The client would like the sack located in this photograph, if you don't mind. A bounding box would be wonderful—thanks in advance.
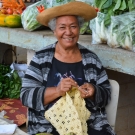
[45,87,90,135]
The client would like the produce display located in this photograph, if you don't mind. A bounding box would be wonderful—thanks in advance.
[0,14,7,26]
[21,0,76,31]
[21,0,93,33]
[0,0,26,28]
[0,64,21,99]
[90,0,135,52]
[0,0,26,15]
[0,0,135,52]
[0,14,22,27]
[94,0,135,27]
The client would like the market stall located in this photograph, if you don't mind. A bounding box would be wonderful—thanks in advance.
[0,27,135,76]
[0,1,135,135]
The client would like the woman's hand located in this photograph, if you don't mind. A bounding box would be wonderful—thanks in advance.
[79,83,95,100]
[56,77,78,96]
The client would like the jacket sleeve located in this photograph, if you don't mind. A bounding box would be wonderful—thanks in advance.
[20,54,46,111]
[85,57,111,109]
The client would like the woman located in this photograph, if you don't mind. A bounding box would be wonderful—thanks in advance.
[20,1,116,135]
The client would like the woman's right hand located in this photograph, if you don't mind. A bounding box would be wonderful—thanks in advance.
[56,77,78,96]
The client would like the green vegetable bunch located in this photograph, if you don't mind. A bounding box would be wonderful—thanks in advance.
[0,66,22,99]
[80,22,92,35]
[94,0,135,26]
[0,64,11,75]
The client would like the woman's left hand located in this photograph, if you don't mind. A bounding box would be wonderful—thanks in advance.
[79,83,95,100]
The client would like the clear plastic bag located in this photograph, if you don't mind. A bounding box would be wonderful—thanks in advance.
[75,0,94,5]
[107,17,120,48]
[90,12,108,44]
[45,0,75,8]
[108,11,135,51]
[21,0,47,31]
[21,0,75,31]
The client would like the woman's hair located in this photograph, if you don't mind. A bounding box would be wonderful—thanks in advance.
[48,16,85,31]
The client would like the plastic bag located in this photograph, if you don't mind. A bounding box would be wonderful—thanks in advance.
[22,0,94,32]
[108,11,135,51]
[90,12,108,44]
[45,0,94,8]
[1,48,28,78]
[75,0,94,5]
[76,0,94,35]
[80,22,89,35]
[45,0,75,8]
[10,62,28,78]
[106,18,120,48]
[21,0,47,31]
[21,0,75,31]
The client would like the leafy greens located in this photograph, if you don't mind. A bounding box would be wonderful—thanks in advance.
[94,0,135,26]
[0,65,21,99]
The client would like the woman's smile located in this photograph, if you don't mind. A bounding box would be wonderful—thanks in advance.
[63,37,74,42]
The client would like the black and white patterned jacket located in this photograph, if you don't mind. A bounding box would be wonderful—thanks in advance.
[20,42,116,135]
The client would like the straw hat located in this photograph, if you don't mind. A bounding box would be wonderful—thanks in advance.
[36,1,97,26]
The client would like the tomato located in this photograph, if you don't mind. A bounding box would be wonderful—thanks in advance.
[95,7,100,12]
[7,8,13,15]
[0,8,7,14]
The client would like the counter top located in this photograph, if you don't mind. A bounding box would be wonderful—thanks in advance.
[0,27,135,76]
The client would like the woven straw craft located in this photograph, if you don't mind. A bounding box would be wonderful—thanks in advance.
[45,87,90,135]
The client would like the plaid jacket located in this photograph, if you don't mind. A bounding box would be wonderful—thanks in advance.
[20,42,116,135]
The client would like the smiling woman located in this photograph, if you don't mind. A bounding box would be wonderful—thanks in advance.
[54,15,80,58]
[20,1,116,135]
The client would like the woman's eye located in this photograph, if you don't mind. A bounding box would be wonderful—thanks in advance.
[60,27,65,29]
[71,26,77,28]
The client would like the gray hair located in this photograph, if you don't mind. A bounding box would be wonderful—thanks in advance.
[48,16,85,31]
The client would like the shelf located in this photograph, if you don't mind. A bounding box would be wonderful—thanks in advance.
[0,27,135,76]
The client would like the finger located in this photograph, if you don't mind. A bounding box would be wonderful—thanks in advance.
[62,81,76,89]
[65,78,78,87]
[81,84,88,89]
[62,77,76,83]
[79,91,85,98]
[81,93,88,99]
[84,94,89,98]
[79,87,88,96]
[69,79,78,86]
[63,84,72,90]
[63,77,74,82]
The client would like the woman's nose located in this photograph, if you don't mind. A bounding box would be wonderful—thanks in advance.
[65,27,72,35]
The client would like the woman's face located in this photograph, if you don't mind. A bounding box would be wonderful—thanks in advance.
[54,15,80,48]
